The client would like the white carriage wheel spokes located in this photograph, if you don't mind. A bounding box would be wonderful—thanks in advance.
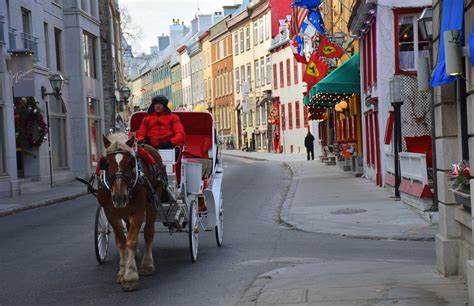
[189,201,199,262]
[97,209,109,258]
[215,197,224,247]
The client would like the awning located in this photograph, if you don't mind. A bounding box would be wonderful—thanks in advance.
[309,53,360,107]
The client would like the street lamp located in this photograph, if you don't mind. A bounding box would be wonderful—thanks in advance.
[390,78,403,200]
[119,86,131,104]
[418,8,433,41]
[40,73,65,189]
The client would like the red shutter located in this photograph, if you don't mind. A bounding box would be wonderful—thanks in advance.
[280,61,285,88]
[295,101,300,129]
[294,59,299,84]
[303,106,308,128]
[363,38,368,93]
[288,102,293,129]
[372,20,377,86]
[273,63,278,90]
[286,59,291,86]
[281,104,286,130]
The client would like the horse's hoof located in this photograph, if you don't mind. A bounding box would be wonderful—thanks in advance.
[139,266,154,276]
[121,280,139,292]
[116,274,124,284]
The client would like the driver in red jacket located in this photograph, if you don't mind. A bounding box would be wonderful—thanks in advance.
[137,95,185,149]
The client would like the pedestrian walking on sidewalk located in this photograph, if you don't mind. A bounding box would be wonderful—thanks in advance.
[304,131,315,160]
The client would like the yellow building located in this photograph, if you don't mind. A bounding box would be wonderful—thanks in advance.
[201,31,213,112]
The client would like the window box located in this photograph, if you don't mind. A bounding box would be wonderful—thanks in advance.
[451,188,471,211]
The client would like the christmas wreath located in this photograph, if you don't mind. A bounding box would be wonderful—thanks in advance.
[14,97,49,147]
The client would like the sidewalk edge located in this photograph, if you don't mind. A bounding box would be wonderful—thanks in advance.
[0,191,89,217]
[222,152,268,162]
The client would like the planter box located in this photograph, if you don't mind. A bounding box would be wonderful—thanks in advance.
[451,188,471,211]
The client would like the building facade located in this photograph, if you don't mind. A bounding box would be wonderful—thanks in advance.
[0,0,106,196]
[210,16,234,143]
[201,31,213,112]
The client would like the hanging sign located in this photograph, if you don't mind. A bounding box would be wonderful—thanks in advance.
[10,53,35,97]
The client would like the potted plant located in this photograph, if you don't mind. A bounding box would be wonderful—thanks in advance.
[450,161,472,211]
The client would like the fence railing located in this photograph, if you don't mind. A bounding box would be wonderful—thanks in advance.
[8,26,16,49]
[21,32,39,60]
[385,151,429,185]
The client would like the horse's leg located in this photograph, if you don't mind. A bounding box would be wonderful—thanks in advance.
[121,210,144,291]
[140,206,157,276]
[105,214,127,283]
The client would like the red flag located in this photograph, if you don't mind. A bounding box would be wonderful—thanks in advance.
[290,36,307,64]
[290,7,309,38]
[317,35,345,59]
[303,51,329,89]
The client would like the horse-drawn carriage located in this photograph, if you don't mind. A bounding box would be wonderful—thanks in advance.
[78,111,224,290]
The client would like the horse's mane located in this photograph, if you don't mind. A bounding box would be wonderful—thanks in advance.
[105,133,134,154]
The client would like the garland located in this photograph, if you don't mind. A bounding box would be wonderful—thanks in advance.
[14,97,48,147]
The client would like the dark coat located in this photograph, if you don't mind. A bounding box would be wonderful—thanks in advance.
[304,133,315,149]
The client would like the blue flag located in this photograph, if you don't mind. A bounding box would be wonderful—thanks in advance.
[470,22,474,67]
[306,9,325,35]
[291,0,321,10]
[431,0,464,87]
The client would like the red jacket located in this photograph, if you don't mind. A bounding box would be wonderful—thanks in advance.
[136,112,185,147]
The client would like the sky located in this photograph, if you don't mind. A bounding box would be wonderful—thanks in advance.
[119,0,242,54]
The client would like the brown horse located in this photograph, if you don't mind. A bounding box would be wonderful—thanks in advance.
[98,133,165,291]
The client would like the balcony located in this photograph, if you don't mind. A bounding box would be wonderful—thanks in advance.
[0,16,5,44]
[21,32,39,61]
[8,27,16,49]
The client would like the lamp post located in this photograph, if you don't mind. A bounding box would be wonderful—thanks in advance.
[41,74,65,188]
[418,8,438,208]
[390,78,403,200]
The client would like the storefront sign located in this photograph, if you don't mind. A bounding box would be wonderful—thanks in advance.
[10,53,35,97]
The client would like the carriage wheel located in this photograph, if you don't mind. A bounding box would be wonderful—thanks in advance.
[188,200,199,263]
[215,197,224,247]
[94,205,110,264]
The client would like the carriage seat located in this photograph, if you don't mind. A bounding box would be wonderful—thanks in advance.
[184,135,213,179]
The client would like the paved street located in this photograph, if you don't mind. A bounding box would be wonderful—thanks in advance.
[0,156,464,305]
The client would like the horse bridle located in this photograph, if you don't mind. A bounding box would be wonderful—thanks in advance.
[99,150,140,194]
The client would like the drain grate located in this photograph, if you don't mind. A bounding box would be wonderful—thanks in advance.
[330,208,367,215]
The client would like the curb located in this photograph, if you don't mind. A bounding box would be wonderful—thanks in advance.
[278,162,435,242]
[0,190,89,217]
[222,152,269,162]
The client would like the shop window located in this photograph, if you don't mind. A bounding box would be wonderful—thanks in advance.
[50,95,68,169]
[88,97,101,165]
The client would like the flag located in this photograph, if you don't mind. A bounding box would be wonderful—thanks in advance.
[291,0,321,10]
[301,21,317,39]
[291,35,307,64]
[431,0,464,86]
[306,9,326,35]
[317,35,344,58]
[303,51,329,89]
[290,6,309,38]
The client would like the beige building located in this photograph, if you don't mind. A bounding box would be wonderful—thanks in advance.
[201,31,213,112]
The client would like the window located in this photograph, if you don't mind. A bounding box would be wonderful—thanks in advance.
[243,109,247,127]
[208,78,212,98]
[396,13,428,72]
[266,55,271,85]
[44,23,50,68]
[294,59,299,84]
[240,29,244,53]
[50,95,68,169]
[265,14,270,40]
[54,28,62,72]
[21,8,31,34]
[241,65,245,91]
[288,102,293,129]
[303,106,309,128]
[255,60,260,87]
[256,106,261,125]
[225,69,229,95]
[83,32,97,78]
[273,64,278,89]
[262,102,267,125]
[81,0,87,12]
[281,104,286,130]
[295,101,301,129]
[260,57,265,86]
[254,21,258,45]
[89,0,97,17]
[0,96,5,175]
[259,18,264,43]
[234,32,239,55]
[88,98,101,164]
[279,61,284,88]
[247,63,252,88]
[248,109,253,126]
[246,26,250,50]
[286,59,291,86]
